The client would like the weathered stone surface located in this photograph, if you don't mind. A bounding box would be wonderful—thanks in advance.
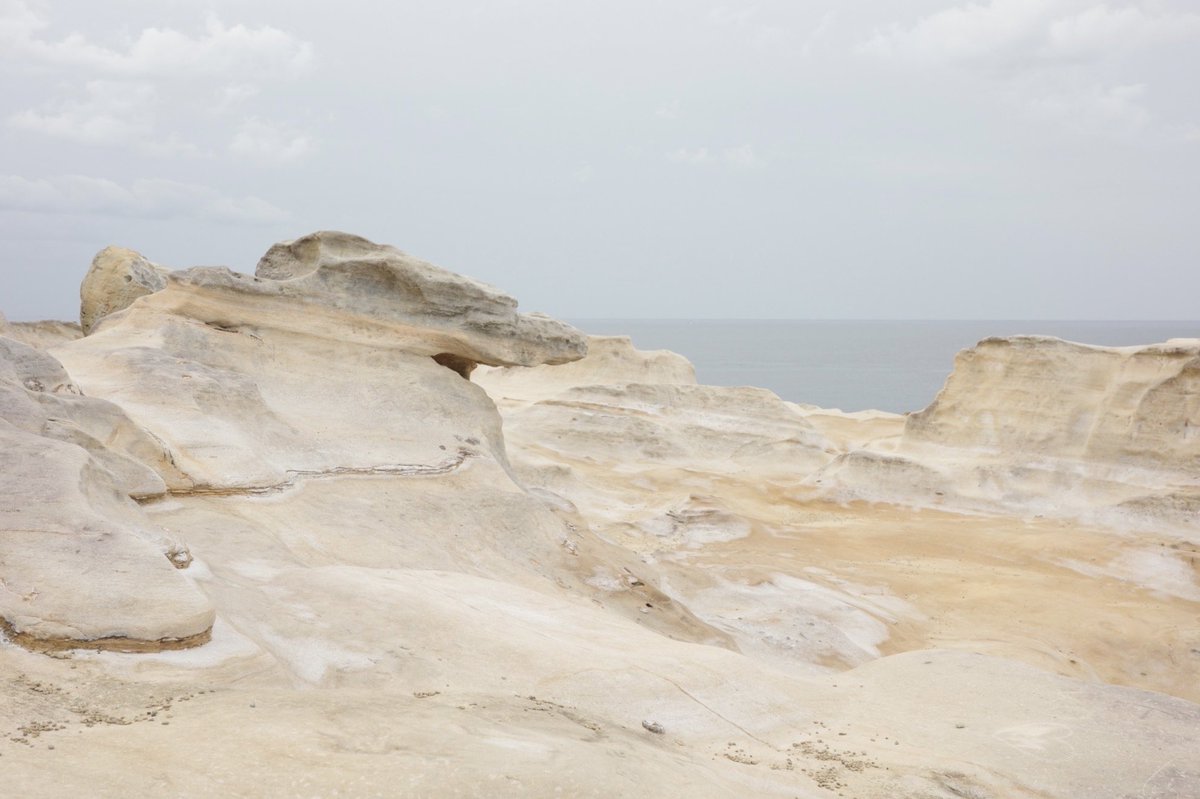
[907,335,1200,471]
[0,335,213,649]
[248,230,587,367]
[807,336,1200,532]
[79,246,170,335]
[476,335,696,402]
[3,242,1198,798]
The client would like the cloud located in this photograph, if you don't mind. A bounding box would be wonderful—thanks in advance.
[8,79,205,156]
[0,3,312,78]
[801,8,839,57]
[570,163,595,183]
[1,3,312,159]
[229,118,315,164]
[857,1,1200,66]
[723,143,765,169]
[666,147,710,164]
[667,145,765,168]
[0,174,288,224]
[706,4,789,49]
[217,83,261,109]
[655,99,680,120]
[1045,5,1200,59]
[856,2,1200,141]
[1022,82,1151,137]
[8,80,155,146]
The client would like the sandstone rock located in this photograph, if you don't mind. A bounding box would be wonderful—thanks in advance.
[808,336,1200,532]
[5,319,83,349]
[3,240,1197,799]
[476,335,696,402]
[0,335,213,649]
[248,230,587,368]
[907,336,1200,471]
[79,245,169,334]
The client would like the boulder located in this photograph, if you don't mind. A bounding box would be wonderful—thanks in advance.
[80,246,169,334]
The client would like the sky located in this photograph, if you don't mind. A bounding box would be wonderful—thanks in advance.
[1,0,1198,322]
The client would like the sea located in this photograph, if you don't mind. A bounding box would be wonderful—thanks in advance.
[571,320,1200,414]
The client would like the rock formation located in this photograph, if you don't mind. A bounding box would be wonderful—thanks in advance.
[808,335,1200,532]
[79,246,170,335]
[0,336,212,649]
[0,235,1196,798]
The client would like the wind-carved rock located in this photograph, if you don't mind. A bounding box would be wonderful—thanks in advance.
[53,232,588,492]
[0,335,214,651]
[906,336,1200,471]
[150,230,586,369]
[79,246,170,335]
[810,335,1200,531]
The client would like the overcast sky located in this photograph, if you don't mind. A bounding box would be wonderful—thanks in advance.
[1,0,1198,321]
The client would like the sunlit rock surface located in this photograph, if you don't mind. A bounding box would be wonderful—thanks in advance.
[0,236,1196,798]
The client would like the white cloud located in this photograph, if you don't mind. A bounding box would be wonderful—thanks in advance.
[570,163,595,183]
[217,83,261,109]
[229,118,315,164]
[857,0,1056,64]
[0,174,288,224]
[723,143,765,169]
[1045,5,1200,59]
[655,99,680,120]
[1,3,312,159]
[0,4,312,78]
[856,2,1200,141]
[8,80,154,146]
[857,1,1200,65]
[706,4,789,49]
[1023,82,1151,137]
[8,79,204,156]
[801,8,839,57]
[667,147,710,164]
[667,145,765,168]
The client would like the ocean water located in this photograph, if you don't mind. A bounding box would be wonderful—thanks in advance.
[571,320,1200,414]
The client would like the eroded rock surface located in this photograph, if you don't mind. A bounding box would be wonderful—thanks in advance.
[79,246,170,335]
[0,336,213,649]
[809,336,1200,532]
[1,239,1196,798]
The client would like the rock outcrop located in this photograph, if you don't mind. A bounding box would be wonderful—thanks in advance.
[79,246,170,334]
[0,335,213,649]
[248,230,587,367]
[52,232,589,491]
[809,336,1200,532]
[907,336,1200,471]
[476,335,696,401]
[1,239,1197,799]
